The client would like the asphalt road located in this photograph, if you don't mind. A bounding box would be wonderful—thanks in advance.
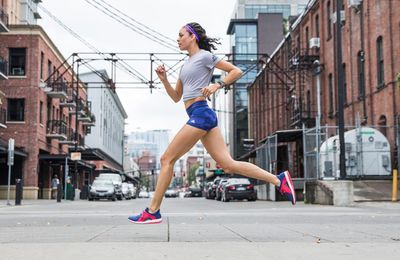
[0,198,399,260]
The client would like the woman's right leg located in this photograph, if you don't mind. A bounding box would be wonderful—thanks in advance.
[148,124,206,213]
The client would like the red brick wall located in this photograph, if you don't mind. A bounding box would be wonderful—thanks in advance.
[248,0,399,162]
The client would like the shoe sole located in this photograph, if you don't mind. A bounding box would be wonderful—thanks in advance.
[128,218,162,224]
[284,171,296,205]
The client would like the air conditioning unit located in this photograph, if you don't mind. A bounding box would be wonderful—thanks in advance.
[309,37,320,48]
[348,0,362,8]
[332,10,346,23]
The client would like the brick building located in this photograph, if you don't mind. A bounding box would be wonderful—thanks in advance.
[248,0,399,183]
[0,24,95,199]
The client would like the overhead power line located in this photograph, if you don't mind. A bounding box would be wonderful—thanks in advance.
[84,0,181,53]
[97,0,177,45]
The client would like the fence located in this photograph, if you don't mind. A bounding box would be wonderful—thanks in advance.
[303,124,394,181]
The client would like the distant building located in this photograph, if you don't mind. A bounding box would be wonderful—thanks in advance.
[79,70,128,172]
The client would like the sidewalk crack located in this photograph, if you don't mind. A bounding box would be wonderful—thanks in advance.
[221,224,252,242]
[86,225,117,242]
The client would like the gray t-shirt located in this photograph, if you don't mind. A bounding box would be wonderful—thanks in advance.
[179,49,221,102]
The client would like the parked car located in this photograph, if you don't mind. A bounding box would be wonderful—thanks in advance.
[208,178,224,200]
[165,188,179,198]
[204,182,214,199]
[221,178,257,202]
[215,178,228,201]
[127,183,137,199]
[96,173,123,200]
[138,190,150,198]
[88,179,116,201]
[189,186,202,197]
[121,182,132,200]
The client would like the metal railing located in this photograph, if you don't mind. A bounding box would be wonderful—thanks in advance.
[46,120,67,135]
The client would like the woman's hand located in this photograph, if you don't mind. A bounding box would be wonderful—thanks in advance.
[155,64,168,82]
[201,83,220,99]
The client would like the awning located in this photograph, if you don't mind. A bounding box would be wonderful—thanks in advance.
[259,129,303,143]
[38,154,96,170]
[0,141,28,158]
[239,129,303,160]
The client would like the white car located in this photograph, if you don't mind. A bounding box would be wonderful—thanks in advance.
[127,183,137,199]
[138,190,150,198]
[121,182,132,200]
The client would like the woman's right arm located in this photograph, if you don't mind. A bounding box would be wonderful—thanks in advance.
[162,78,183,103]
[156,64,182,103]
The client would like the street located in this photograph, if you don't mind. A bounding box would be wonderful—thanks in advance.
[0,198,399,260]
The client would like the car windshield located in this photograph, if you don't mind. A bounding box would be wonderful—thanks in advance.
[92,180,113,187]
[227,178,250,185]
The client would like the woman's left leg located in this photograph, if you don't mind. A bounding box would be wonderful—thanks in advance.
[201,127,280,186]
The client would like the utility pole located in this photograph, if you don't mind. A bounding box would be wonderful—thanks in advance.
[335,0,346,179]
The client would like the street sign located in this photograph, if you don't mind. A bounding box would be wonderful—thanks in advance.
[7,138,14,166]
[71,152,81,161]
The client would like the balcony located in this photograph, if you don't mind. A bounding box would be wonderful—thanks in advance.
[0,57,8,80]
[59,128,75,145]
[0,107,6,128]
[68,134,85,150]
[289,49,319,70]
[0,6,9,32]
[46,120,67,140]
[69,98,88,117]
[60,88,76,108]
[45,80,68,99]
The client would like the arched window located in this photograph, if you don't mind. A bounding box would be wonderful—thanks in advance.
[378,115,387,137]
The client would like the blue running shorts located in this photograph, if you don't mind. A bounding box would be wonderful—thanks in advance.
[186,100,218,131]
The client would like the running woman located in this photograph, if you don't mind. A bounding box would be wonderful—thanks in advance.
[128,22,296,224]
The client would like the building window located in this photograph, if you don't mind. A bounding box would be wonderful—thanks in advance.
[315,14,320,38]
[48,60,52,81]
[343,63,347,105]
[39,101,43,124]
[306,90,311,118]
[357,51,365,99]
[328,73,334,117]
[40,52,44,80]
[376,36,384,88]
[305,26,309,50]
[9,48,26,76]
[7,98,25,121]
[327,2,332,39]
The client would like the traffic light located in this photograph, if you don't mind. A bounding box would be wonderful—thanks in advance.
[215,168,224,175]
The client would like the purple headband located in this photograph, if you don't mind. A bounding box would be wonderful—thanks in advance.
[185,24,200,42]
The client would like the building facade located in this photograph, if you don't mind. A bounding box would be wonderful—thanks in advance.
[0,24,95,199]
[80,70,128,172]
[247,0,400,197]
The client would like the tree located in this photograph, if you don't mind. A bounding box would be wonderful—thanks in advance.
[188,164,199,186]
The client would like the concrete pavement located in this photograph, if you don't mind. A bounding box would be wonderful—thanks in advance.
[0,198,399,259]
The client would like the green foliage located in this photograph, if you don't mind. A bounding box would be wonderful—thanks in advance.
[188,164,199,186]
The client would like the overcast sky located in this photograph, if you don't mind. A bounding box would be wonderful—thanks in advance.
[38,0,236,136]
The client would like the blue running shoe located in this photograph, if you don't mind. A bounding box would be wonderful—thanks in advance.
[277,171,296,205]
[128,208,162,224]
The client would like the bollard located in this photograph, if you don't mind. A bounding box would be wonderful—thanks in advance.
[57,183,62,202]
[392,169,398,202]
[15,179,23,205]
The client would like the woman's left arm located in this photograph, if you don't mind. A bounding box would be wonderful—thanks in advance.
[201,60,243,98]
